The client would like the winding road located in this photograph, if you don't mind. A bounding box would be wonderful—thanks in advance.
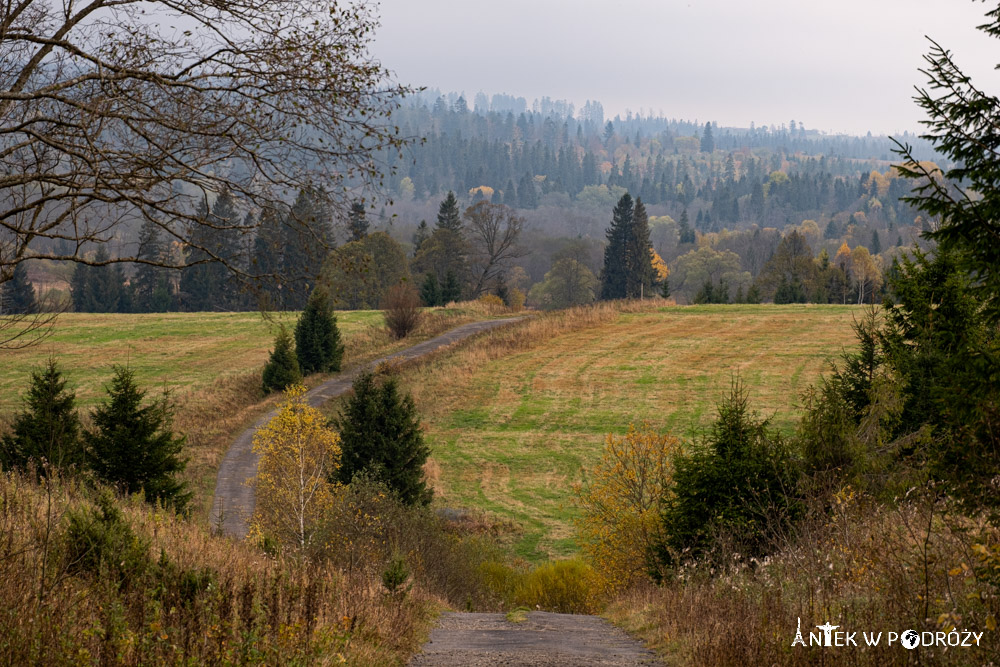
[210,316,524,538]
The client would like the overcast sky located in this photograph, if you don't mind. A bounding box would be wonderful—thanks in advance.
[371,0,999,136]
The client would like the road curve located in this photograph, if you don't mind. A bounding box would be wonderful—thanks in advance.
[408,612,659,666]
[211,317,525,538]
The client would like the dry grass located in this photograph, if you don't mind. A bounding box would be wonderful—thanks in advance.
[0,470,436,666]
[605,493,1000,665]
[395,303,861,560]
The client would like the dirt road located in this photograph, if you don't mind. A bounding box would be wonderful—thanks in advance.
[210,317,524,538]
[408,612,659,666]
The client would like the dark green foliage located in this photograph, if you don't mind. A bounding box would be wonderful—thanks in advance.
[412,220,430,252]
[71,248,128,313]
[677,209,696,244]
[249,207,284,309]
[348,201,369,241]
[131,219,173,313]
[179,192,244,312]
[517,172,538,209]
[262,325,302,393]
[2,262,36,314]
[745,284,762,304]
[870,229,881,255]
[694,279,730,305]
[625,198,655,298]
[335,371,432,506]
[86,366,189,511]
[381,553,410,595]
[661,278,671,299]
[281,188,332,310]
[441,269,461,303]
[324,232,410,309]
[64,491,152,587]
[700,122,715,153]
[773,277,807,304]
[294,287,344,375]
[600,193,633,300]
[420,272,441,307]
[436,191,462,231]
[0,359,83,475]
[652,380,800,572]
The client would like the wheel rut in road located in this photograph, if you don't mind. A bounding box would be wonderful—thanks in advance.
[211,317,525,538]
[408,611,659,666]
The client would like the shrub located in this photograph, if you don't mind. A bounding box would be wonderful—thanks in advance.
[574,423,680,591]
[651,378,801,573]
[262,324,302,393]
[295,286,344,374]
[64,491,151,587]
[513,559,602,614]
[383,282,423,340]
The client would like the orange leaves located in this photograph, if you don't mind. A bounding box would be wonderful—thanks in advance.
[574,423,681,592]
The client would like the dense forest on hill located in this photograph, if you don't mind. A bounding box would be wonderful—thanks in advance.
[7,90,945,312]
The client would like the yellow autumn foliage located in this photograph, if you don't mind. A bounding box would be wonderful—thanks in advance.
[574,423,681,592]
[248,385,341,555]
[650,248,669,282]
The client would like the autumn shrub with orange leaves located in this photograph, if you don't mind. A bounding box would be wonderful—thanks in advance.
[573,423,681,593]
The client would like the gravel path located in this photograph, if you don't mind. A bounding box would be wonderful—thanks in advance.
[210,317,524,538]
[408,612,660,666]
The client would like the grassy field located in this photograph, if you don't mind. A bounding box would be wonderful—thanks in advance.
[0,306,492,519]
[0,310,384,411]
[401,304,864,561]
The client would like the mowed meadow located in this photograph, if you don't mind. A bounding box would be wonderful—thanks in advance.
[0,307,485,517]
[404,303,863,560]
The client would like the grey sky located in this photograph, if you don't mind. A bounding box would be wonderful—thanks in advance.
[372,0,998,136]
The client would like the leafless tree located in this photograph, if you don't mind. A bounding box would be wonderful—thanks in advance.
[463,201,527,297]
[0,0,412,345]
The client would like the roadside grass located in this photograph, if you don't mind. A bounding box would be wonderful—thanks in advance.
[0,306,493,520]
[397,303,862,561]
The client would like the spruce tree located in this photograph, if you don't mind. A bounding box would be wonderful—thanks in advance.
[0,359,83,475]
[131,219,171,313]
[262,325,302,393]
[700,121,715,153]
[3,262,36,314]
[348,201,369,241]
[441,269,461,303]
[294,287,344,375]
[335,371,432,506]
[436,191,462,231]
[86,366,189,510]
[249,207,284,309]
[678,209,696,244]
[71,248,127,312]
[600,193,633,300]
[282,188,332,310]
[420,272,441,306]
[625,197,655,298]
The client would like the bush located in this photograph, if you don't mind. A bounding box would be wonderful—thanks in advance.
[513,559,603,614]
[262,324,302,394]
[651,378,801,573]
[383,282,422,340]
[64,491,151,587]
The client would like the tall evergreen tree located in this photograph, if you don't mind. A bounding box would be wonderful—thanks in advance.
[625,197,655,298]
[347,201,369,241]
[436,191,462,231]
[249,207,284,309]
[282,188,332,310]
[600,193,634,300]
[294,287,344,375]
[131,219,172,313]
[86,366,189,510]
[0,359,83,475]
[441,269,461,303]
[412,220,430,253]
[2,262,36,314]
[518,172,539,209]
[678,209,696,244]
[180,192,245,312]
[420,272,441,306]
[71,248,128,313]
[334,371,432,506]
[700,122,715,153]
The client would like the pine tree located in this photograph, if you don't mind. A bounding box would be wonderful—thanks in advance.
[661,277,671,299]
[436,191,462,231]
[262,325,302,393]
[518,172,539,209]
[348,201,369,241]
[294,287,344,375]
[412,220,430,253]
[86,366,189,510]
[700,122,715,153]
[420,272,441,306]
[334,371,432,506]
[0,359,83,475]
[249,207,284,309]
[600,193,633,300]
[870,229,881,255]
[282,188,331,310]
[71,248,127,312]
[3,262,36,314]
[678,209,696,244]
